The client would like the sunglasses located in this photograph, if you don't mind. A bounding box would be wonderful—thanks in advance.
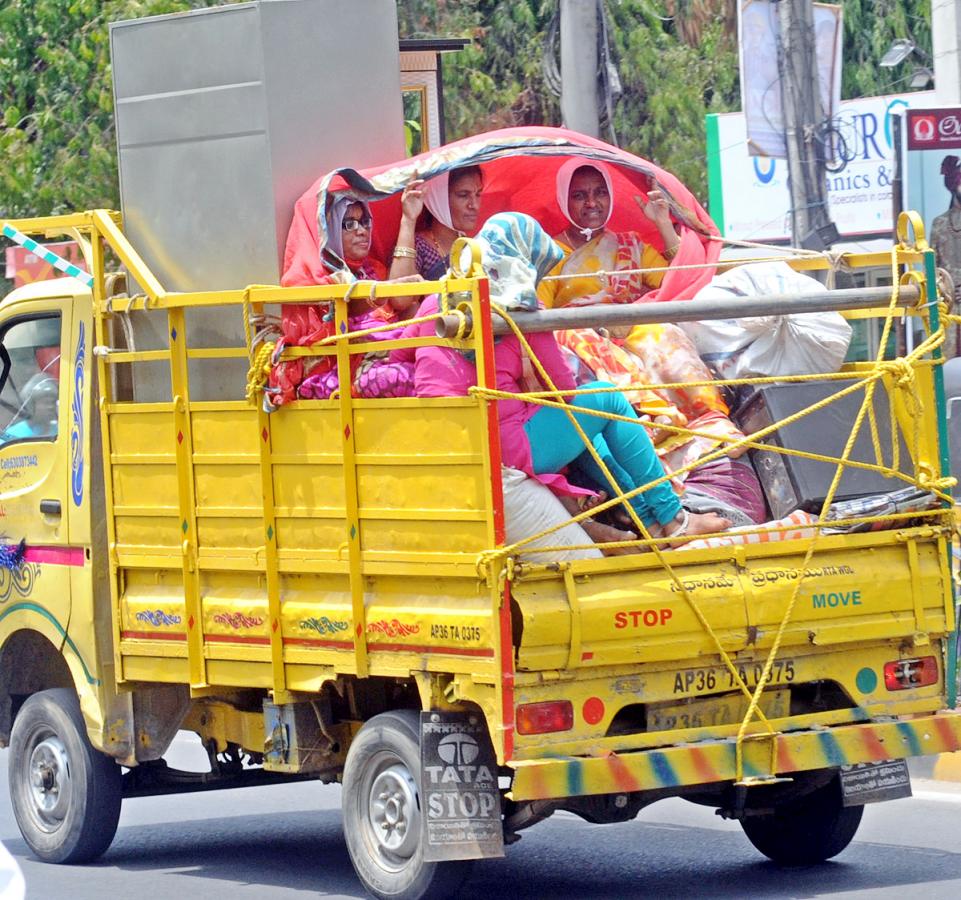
[342,215,372,233]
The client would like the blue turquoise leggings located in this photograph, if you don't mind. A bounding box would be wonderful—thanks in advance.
[523,381,681,528]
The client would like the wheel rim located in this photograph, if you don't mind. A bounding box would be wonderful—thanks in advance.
[21,730,72,833]
[361,758,421,870]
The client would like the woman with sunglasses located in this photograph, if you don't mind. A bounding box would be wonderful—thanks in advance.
[268,198,416,406]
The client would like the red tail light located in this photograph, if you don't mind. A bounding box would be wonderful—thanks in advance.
[883,656,938,691]
[516,700,574,735]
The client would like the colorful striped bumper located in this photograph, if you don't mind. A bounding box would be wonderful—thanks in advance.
[509,712,961,801]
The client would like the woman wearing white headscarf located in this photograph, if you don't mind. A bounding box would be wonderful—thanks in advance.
[537,159,680,309]
[388,166,484,284]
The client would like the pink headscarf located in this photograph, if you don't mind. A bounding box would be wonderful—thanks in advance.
[555,158,614,239]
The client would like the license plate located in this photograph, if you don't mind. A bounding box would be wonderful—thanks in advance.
[648,689,790,732]
[672,659,796,695]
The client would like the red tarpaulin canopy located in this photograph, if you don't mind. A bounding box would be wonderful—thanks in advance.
[282,126,720,302]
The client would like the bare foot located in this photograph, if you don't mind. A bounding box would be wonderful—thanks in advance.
[581,519,641,556]
[685,512,731,536]
[648,510,731,549]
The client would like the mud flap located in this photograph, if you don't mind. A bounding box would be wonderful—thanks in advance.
[840,759,912,806]
[420,710,505,861]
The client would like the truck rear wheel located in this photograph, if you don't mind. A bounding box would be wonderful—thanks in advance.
[342,710,473,900]
[8,688,122,863]
[740,774,863,865]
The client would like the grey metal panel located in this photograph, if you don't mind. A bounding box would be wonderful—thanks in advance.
[110,3,263,99]
[115,82,267,149]
[111,0,405,295]
[117,134,278,291]
[259,0,406,266]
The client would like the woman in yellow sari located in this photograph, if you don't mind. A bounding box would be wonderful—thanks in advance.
[537,159,679,309]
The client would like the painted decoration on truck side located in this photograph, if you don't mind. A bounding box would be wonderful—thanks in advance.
[0,541,37,603]
[135,609,182,628]
[0,539,98,685]
[70,321,85,507]
[299,616,350,637]
[367,618,420,638]
[212,612,264,630]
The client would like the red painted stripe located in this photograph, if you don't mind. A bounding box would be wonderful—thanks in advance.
[607,753,642,792]
[933,712,961,750]
[859,725,891,761]
[776,738,797,773]
[284,636,494,657]
[688,746,719,784]
[120,629,496,657]
[121,630,185,642]
[368,641,495,658]
[206,634,270,646]
[23,545,85,567]
[283,637,355,650]
[476,276,515,760]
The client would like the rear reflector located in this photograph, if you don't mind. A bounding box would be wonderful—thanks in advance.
[883,656,938,691]
[516,700,574,735]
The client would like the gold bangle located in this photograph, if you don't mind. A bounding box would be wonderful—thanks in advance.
[392,246,416,259]
[663,243,679,261]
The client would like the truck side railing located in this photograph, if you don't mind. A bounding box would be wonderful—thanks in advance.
[1,210,957,775]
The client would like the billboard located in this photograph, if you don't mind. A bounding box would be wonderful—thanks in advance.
[4,242,85,288]
[738,0,843,158]
[903,106,961,303]
[707,92,935,242]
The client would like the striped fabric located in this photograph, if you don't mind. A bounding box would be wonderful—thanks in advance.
[477,212,565,311]
[1,224,93,287]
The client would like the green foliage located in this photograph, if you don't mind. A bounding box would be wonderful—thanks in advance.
[840,0,931,99]
[0,0,939,223]
[0,1,231,219]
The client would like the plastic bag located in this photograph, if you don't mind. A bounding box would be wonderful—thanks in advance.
[683,262,852,379]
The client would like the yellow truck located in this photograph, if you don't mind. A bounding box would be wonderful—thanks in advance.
[0,206,959,900]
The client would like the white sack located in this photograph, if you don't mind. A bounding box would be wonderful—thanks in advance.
[683,262,852,379]
[502,467,602,562]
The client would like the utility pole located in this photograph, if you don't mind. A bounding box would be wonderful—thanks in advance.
[933,0,961,103]
[560,0,600,137]
[776,0,834,248]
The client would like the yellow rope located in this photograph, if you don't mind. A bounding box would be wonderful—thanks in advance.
[245,340,275,406]
[488,303,781,723]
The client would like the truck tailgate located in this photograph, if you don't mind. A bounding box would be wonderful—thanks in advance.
[513,530,952,672]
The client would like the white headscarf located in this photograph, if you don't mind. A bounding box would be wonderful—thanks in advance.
[325,196,371,263]
[555,158,614,239]
[423,172,454,230]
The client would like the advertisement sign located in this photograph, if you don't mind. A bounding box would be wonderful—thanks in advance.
[738,0,843,158]
[707,92,934,242]
[904,106,961,302]
[4,241,85,288]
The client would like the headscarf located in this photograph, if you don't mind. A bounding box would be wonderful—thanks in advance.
[555,158,614,240]
[478,212,565,311]
[324,196,372,265]
[423,172,454,230]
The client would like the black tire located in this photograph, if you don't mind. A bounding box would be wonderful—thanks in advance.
[8,688,122,863]
[342,710,473,900]
[740,773,863,865]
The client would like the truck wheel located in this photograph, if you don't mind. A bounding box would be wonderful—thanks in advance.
[342,710,473,900]
[8,688,122,863]
[740,774,863,865]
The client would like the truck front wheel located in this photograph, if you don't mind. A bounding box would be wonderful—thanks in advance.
[740,774,863,865]
[342,710,472,900]
[9,688,122,863]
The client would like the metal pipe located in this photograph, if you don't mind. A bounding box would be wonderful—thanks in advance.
[435,284,921,339]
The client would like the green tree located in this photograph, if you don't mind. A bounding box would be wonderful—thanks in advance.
[0,1,230,219]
